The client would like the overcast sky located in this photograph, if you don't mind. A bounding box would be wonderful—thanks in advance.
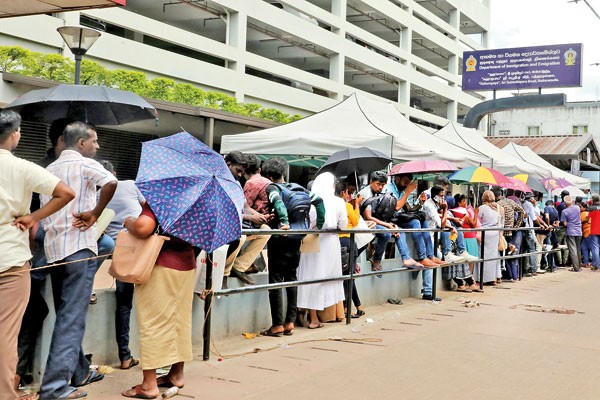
[489,0,600,102]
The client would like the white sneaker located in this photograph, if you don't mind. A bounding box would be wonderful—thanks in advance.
[444,253,465,263]
[459,251,479,262]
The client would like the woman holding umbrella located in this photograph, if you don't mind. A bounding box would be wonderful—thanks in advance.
[120,205,196,399]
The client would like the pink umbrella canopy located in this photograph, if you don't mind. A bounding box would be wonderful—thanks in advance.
[388,160,459,176]
[497,177,532,193]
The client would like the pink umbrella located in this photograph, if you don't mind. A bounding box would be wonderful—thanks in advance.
[388,160,459,176]
[497,177,532,193]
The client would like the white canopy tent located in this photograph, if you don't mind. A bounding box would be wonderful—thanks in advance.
[221,93,489,167]
[502,142,590,189]
[432,122,552,178]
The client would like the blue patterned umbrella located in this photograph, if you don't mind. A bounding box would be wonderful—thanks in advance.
[136,132,244,252]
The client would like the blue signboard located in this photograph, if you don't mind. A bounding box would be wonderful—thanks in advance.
[462,43,582,91]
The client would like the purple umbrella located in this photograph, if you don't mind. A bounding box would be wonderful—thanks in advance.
[540,177,572,192]
[136,132,244,252]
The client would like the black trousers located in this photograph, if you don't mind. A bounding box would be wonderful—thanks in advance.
[267,236,301,327]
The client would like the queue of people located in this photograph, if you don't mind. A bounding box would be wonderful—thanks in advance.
[2,106,597,400]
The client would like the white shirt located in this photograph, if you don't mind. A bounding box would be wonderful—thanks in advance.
[41,150,116,262]
[0,149,59,272]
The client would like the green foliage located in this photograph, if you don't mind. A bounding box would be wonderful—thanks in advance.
[0,45,304,124]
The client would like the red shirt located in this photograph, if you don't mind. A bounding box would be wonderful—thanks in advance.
[589,206,600,235]
[140,203,196,271]
[243,173,272,215]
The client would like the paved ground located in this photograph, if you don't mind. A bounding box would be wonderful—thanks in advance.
[84,268,600,400]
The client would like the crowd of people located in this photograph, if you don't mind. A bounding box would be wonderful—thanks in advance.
[1,106,598,400]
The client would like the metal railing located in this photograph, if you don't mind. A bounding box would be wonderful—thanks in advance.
[201,225,563,360]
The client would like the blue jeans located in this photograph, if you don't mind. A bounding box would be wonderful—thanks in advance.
[590,235,600,268]
[506,231,522,280]
[582,236,593,265]
[71,234,115,383]
[40,249,96,400]
[524,230,538,272]
[441,230,466,256]
[398,219,433,260]
[373,225,392,262]
[115,280,134,361]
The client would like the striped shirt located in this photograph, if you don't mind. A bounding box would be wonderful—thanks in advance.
[41,150,116,263]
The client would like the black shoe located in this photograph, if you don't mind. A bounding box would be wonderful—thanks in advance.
[230,269,256,285]
[422,294,442,302]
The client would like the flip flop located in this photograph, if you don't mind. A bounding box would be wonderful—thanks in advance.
[74,370,104,387]
[260,328,283,337]
[456,287,472,293]
[283,329,294,336]
[120,357,140,370]
[307,322,324,329]
[156,375,184,389]
[57,389,87,399]
[121,385,157,399]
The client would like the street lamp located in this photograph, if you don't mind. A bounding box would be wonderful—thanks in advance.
[57,26,101,85]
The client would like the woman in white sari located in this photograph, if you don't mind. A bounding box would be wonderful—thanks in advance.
[297,172,347,328]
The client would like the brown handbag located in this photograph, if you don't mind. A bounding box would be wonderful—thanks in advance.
[109,230,170,284]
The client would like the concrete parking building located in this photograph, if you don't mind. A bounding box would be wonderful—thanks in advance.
[0,0,490,128]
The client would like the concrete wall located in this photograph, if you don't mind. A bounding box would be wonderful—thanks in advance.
[32,251,444,380]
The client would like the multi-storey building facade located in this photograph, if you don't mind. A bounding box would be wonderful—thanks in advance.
[0,0,490,127]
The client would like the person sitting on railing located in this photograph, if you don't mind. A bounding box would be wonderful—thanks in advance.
[358,171,423,276]
[384,172,444,268]
[421,175,478,264]
[222,152,271,288]
[473,190,502,286]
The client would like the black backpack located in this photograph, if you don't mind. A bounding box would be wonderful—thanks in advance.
[360,192,397,222]
[273,183,312,240]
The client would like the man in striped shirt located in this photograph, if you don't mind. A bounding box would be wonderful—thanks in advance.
[39,122,117,400]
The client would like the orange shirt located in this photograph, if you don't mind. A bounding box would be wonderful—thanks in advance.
[581,211,590,238]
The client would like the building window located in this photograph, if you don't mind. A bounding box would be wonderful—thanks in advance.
[572,125,588,134]
[527,126,541,136]
[498,129,511,136]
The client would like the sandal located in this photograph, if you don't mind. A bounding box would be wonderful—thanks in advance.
[18,393,39,400]
[120,357,139,370]
[57,389,88,399]
[456,286,472,293]
[469,284,483,293]
[75,370,104,387]
[351,309,365,319]
[307,322,324,329]
[260,328,283,337]
[156,375,184,389]
[121,385,157,399]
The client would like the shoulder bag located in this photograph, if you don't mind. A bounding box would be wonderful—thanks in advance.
[109,229,170,284]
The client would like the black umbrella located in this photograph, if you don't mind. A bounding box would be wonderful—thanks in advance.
[5,84,158,125]
[317,147,392,177]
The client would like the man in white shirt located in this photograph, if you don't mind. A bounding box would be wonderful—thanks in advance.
[0,110,74,400]
[39,122,117,400]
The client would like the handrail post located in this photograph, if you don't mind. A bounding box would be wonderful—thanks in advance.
[202,252,213,361]
[432,231,439,299]
[345,232,356,324]
[479,230,486,290]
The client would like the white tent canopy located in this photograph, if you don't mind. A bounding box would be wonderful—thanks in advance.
[432,122,552,178]
[502,142,590,189]
[221,93,489,167]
